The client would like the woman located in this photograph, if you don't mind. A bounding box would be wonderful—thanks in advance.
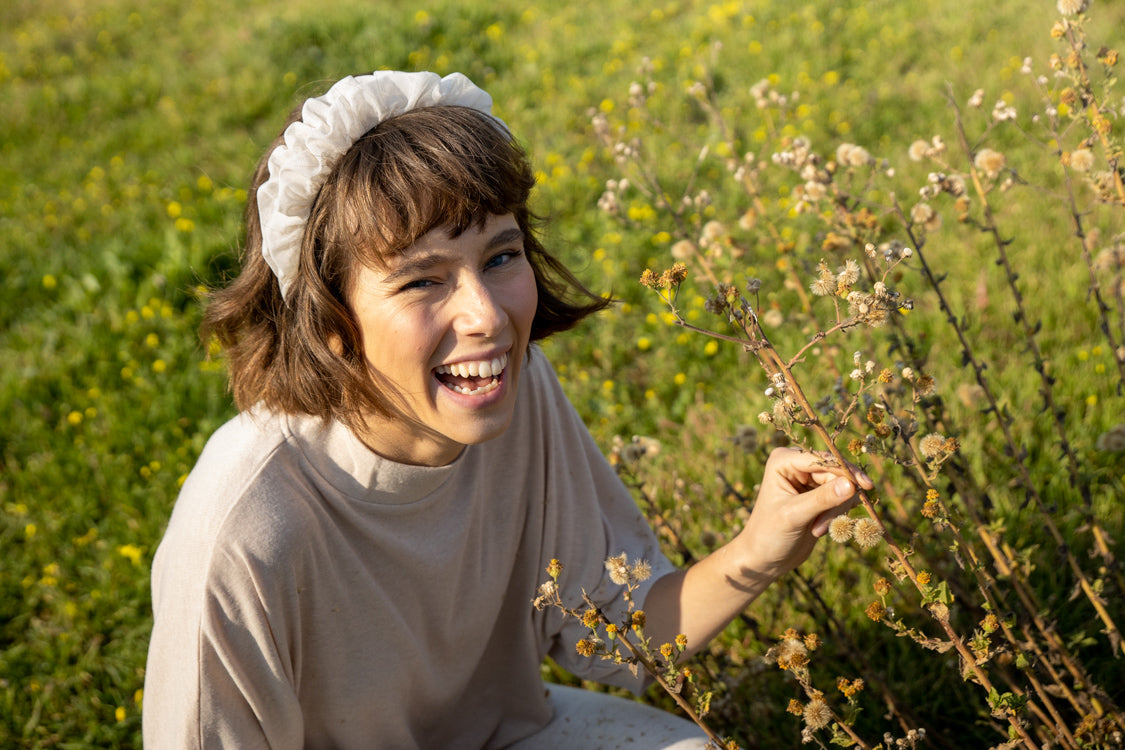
[143,70,869,749]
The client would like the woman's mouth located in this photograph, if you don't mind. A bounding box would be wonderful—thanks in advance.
[434,351,510,396]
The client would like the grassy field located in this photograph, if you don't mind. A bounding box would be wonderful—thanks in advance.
[2,0,1123,747]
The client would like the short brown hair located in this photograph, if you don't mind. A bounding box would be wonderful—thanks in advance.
[204,103,609,430]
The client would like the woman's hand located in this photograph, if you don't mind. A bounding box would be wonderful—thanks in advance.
[733,446,874,583]
[644,447,875,655]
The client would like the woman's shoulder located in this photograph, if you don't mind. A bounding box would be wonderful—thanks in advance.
[164,409,322,554]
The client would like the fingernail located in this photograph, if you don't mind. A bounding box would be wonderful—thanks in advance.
[835,478,853,498]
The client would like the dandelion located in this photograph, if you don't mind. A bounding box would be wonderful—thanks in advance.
[828,515,855,543]
[605,553,630,585]
[804,697,832,730]
[630,558,653,582]
[853,517,883,548]
[918,433,947,459]
[973,148,1006,178]
[1069,148,1095,172]
[804,180,827,201]
[701,220,726,241]
[1056,0,1089,15]
[837,259,861,287]
[910,202,934,225]
[671,239,694,260]
[810,270,836,297]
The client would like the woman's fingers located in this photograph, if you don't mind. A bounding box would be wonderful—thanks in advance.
[766,447,874,493]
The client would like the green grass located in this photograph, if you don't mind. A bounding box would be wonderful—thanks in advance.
[2,0,1123,747]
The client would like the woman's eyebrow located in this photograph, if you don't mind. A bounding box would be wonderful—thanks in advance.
[380,227,525,285]
[484,227,524,250]
[380,252,455,285]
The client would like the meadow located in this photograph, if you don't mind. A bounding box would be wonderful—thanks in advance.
[1,0,1122,747]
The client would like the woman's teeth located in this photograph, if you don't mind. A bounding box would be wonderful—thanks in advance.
[434,352,509,395]
[435,352,508,379]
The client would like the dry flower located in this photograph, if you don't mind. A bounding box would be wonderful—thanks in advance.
[671,239,695,260]
[853,517,884,548]
[1057,0,1090,15]
[804,697,832,730]
[973,148,1007,179]
[828,515,855,543]
[919,433,947,459]
[605,553,630,585]
[1069,148,1095,172]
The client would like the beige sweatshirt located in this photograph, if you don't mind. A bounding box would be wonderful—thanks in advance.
[143,350,674,749]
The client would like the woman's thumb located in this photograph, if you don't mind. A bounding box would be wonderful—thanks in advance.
[811,478,856,536]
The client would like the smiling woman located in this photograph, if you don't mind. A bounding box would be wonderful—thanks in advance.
[348,214,539,466]
[143,70,868,749]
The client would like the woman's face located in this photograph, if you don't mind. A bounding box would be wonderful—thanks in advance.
[348,213,539,466]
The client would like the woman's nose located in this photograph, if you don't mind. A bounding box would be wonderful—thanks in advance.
[453,274,508,336]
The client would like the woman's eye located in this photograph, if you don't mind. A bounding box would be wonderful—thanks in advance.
[400,278,436,291]
[486,249,523,269]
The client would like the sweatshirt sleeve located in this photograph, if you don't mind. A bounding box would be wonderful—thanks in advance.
[143,419,305,749]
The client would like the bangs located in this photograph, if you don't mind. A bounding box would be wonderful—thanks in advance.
[317,105,535,270]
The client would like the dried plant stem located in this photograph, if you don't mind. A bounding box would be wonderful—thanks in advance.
[791,572,937,745]
[942,103,1124,655]
[661,300,1040,749]
[949,85,1125,594]
[581,594,728,748]
[1063,24,1125,206]
[893,443,1084,749]
[760,342,1038,749]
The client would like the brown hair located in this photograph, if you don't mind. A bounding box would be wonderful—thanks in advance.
[203,102,609,430]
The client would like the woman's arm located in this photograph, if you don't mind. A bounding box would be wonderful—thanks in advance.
[641,447,873,656]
